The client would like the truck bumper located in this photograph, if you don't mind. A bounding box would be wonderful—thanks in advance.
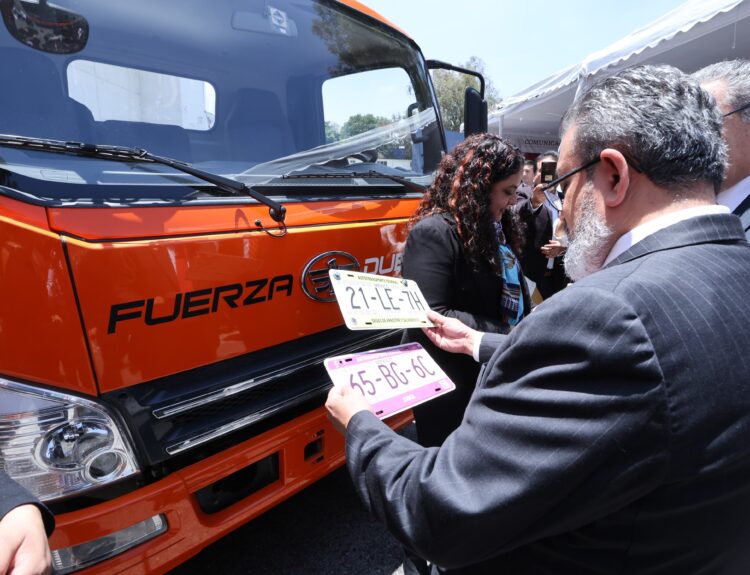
[49,407,412,574]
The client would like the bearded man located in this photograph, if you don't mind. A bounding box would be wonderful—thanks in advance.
[326,65,750,574]
[693,59,750,239]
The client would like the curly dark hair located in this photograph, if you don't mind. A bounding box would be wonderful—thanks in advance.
[412,133,525,273]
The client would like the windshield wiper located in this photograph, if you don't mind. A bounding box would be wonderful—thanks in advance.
[0,134,286,222]
[282,170,426,194]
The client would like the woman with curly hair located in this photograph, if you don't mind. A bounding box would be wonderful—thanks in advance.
[402,132,531,448]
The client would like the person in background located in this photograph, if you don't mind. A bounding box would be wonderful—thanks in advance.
[401,132,530,449]
[515,151,568,298]
[326,64,750,574]
[693,59,750,238]
[518,158,536,198]
[0,472,54,575]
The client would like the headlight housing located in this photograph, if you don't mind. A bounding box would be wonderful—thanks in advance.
[0,376,140,501]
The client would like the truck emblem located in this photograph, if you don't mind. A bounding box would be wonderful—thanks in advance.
[301,251,360,302]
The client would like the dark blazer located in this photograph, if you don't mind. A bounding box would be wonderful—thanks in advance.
[0,472,55,535]
[734,192,750,239]
[514,188,553,282]
[401,213,530,447]
[515,189,568,297]
[347,213,750,574]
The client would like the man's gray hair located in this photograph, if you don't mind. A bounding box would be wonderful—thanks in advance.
[692,59,750,123]
[562,64,727,194]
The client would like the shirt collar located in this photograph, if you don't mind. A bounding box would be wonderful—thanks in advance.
[602,204,731,268]
[717,175,750,213]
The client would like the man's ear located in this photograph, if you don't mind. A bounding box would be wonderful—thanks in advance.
[599,148,630,208]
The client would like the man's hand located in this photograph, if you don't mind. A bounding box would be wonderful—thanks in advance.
[0,504,52,575]
[531,183,547,209]
[541,239,566,259]
[422,310,479,357]
[325,384,373,434]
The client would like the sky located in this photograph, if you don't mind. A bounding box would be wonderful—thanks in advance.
[361,0,688,99]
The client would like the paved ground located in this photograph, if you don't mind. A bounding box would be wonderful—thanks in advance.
[169,426,417,575]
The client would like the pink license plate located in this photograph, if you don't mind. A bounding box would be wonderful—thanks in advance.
[324,342,455,419]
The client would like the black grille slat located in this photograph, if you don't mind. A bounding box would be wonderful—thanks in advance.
[102,327,401,470]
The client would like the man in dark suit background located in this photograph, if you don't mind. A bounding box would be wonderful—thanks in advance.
[326,64,750,574]
[0,472,54,575]
[693,59,750,239]
[515,151,569,298]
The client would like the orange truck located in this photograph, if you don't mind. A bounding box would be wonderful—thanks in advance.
[0,1,487,572]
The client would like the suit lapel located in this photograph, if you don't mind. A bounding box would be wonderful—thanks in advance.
[605,213,746,269]
[733,194,750,237]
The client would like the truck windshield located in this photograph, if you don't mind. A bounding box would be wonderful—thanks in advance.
[0,0,442,202]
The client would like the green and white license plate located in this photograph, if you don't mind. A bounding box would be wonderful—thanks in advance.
[329,270,434,330]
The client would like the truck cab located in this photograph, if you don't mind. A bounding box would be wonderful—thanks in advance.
[0,1,475,572]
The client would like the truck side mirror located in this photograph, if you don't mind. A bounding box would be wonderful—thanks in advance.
[425,59,488,142]
[464,86,487,137]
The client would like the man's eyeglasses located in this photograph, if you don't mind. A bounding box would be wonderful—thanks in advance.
[724,101,750,118]
[540,157,600,192]
[541,152,645,192]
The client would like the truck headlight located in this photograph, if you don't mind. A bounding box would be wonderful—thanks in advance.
[0,376,140,501]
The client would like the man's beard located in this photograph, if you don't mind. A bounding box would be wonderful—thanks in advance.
[563,188,614,281]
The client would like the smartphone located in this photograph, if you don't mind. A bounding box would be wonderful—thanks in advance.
[540,161,557,184]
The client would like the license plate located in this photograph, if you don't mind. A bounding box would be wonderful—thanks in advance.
[329,270,434,330]
[324,342,454,419]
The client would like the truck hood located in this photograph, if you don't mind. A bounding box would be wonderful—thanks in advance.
[50,199,417,392]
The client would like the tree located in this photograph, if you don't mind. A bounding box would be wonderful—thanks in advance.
[431,56,500,132]
[336,113,412,160]
[339,113,389,140]
[325,121,341,143]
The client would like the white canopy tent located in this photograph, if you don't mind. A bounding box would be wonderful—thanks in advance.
[489,0,750,154]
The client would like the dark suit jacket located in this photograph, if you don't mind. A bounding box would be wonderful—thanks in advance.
[734,192,750,239]
[0,472,55,535]
[347,213,750,574]
[401,213,530,446]
[514,189,568,297]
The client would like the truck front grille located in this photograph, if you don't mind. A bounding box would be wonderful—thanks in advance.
[101,327,401,469]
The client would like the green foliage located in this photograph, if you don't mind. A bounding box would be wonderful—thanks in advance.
[326,113,412,160]
[431,56,500,132]
[339,113,389,139]
[325,121,341,143]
